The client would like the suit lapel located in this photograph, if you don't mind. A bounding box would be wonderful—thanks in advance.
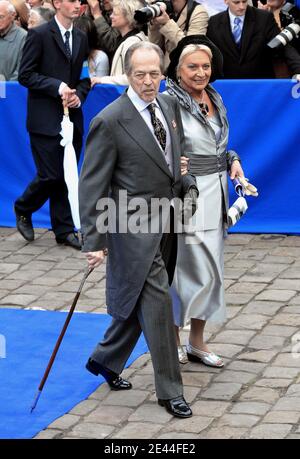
[240,7,255,62]
[156,94,180,183]
[118,94,173,179]
[71,27,81,63]
[49,18,71,62]
[220,11,240,60]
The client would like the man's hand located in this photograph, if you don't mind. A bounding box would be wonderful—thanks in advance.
[85,250,107,269]
[180,156,189,175]
[66,93,81,108]
[61,86,80,108]
[230,159,244,180]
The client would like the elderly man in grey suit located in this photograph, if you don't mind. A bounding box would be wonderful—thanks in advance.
[79,41,198,418]
[0,0,26,81]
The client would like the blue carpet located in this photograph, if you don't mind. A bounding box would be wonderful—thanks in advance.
[0,308,148,439]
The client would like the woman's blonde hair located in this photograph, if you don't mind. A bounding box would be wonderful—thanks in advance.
[176,44,213,79]
[112,0,145,29]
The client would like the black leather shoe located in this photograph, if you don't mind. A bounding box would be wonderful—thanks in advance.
[15,209,34,242]
[158,396,192,418]
[86,358,132,391]
[56,232,81,250]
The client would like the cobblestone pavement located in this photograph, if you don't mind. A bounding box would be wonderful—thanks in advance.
[1,228,300,439]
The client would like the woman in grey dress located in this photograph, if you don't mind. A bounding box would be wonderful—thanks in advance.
[166,35,244,367]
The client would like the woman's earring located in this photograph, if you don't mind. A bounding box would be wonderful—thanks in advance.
[177,76,181,84]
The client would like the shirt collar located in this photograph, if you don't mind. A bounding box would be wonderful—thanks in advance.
[228,9,245,29]
[54,15,73,37]
[127,86,158,113]
[0,23,16,40]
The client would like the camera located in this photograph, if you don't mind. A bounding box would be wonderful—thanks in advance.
[227,197,248,227]
[134,1,174,25]
[268,1,300,49]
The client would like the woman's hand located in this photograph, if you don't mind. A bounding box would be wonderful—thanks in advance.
[85,250,107,269]
[180,156,190,175]
[91,77,103,88]
[230,159,244,180]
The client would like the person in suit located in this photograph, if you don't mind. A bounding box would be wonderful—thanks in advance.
[206,0,300,78]
[14,0,90,249]
[79,41,198,418]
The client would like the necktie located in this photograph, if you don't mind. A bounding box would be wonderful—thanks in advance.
[64,30,72,60]
[147,103,167,151]
[232,17,242,45]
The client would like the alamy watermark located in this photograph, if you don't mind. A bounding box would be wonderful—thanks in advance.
[0,334,6,359]
[291,78,300,99]
[94,191,204,243]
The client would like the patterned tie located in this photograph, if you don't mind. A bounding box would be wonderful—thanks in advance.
[64,30,72,60]
[147,103,167,151]
[232,17,242,45]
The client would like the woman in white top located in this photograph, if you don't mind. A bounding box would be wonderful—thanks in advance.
[91,0,148,86]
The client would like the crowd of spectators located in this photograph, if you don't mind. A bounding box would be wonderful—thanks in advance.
[1,0,300,83]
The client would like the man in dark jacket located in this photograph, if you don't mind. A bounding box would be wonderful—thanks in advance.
[14,0,90,248]
[207,0,300,78]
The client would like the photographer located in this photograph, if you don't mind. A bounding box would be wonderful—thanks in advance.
[148,0,209,70]
[87,0,120,63]
[258,1,287,25]
[258,0,300,75]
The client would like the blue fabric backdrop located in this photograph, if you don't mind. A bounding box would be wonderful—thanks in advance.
[0,80,299,233]
[0,308,147,439]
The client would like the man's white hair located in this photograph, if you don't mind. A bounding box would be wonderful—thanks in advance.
[0,0,16,14]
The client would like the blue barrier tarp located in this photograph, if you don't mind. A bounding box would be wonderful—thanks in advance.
[0,80,299,233]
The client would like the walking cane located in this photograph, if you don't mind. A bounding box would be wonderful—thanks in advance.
[30,266,96,413]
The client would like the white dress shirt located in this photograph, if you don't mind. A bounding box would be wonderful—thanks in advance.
[55,15,73,53]
[228,10,245,34]
[127,86,173,174]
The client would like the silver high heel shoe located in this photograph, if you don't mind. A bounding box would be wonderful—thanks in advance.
[186,343,224,368]
[177,345,188,364]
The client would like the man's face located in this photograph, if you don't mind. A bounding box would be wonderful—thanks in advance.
[127,49,163,103]
[0,4,14,35]
[53,0,81,20]
[225,0,248,16]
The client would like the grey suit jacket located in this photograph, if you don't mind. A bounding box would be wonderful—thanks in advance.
[79,92,196,321]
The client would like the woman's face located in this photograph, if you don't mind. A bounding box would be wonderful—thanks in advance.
[110,6,128,30]
[28,10,42,28]
[178,50,212,96]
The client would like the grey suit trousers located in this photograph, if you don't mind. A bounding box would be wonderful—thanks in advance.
[90,244,183,400]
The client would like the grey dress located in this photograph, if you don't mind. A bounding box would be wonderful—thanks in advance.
[166,79,235,326]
